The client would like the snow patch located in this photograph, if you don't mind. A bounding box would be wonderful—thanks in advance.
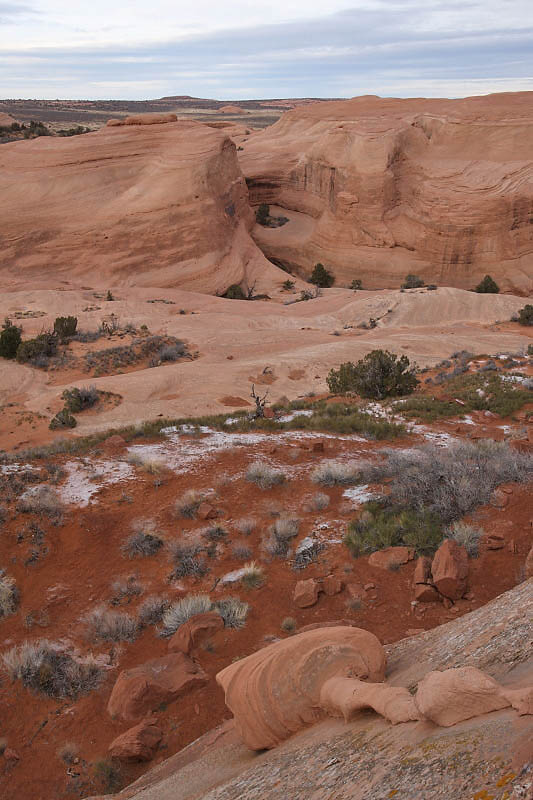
[59,459,134,506]
[342,485,377,505]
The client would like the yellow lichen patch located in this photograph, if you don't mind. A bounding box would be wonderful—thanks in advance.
[496,773,515,788]
[473,791,494,800]
[388,792,398,798]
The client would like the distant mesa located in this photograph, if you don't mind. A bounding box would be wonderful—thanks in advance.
[107,112,178,127]
[218,105,246,114]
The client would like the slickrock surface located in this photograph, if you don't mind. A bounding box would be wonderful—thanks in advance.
[87,580,533,800]
[241,92,533,293]
[0,120,281,294]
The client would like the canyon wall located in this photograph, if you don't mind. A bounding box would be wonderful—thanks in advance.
[241,93,533,293]
[0,119,280,294]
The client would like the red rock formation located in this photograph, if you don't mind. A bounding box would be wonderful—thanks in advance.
[0,120,281,294]
[107,653,208,722]
[431,539,468,600]
[368,546,414,570]
[167,611,224,655]
[293,578,321,607]
[216,626,386,749]
[415,666,511,726]
[241,93,533,293]
[108,718,162,761]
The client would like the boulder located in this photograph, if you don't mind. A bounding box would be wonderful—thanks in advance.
[168,611,224,655]
[415,667,510,726]
[322,575,343,596]
[368,547,414,570]
[414,584,440,603]
[431,540,468,600]
[107,653,208,722]
[108,718,162,761]
[293,579,321,608]
[216,626,386,749]
[413,556,433,585]
[197,502,217,521]
[503,687,533,716]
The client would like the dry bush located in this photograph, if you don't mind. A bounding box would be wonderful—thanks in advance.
[173,489,205,519]
[281,617,297,633]
[216,596,249,629]
[263,516,300,558]
[240,561,264,589]
[110,576,143,604]
[446,521,483,557]
[373,440,532,523]
[82,605,138,643]
[122,519,163,558]
[160,594,214,637]
[235,518,256,536]
[311,460,362,487]
[202,524,227,542]
[0,574,19,618]
[168,539,208,579]
[57,742,79,765]
[232,541,252,560]
[2,640,104,698]
[245,461,286,489]
[137,595,170,627]
[303,492,330,512]
[127,453,165,474]
[16,486,64,523]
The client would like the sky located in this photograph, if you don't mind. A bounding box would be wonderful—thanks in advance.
[1,0,532,100]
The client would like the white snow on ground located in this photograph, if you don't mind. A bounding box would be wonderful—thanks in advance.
[59,459,134,506]
[277,410,314,423]
[0,463,40,474]
[342,485,377,505]
[461,415,475,425]
[126,427,368,476]
[220,567,247,584]
[411,425,458,446]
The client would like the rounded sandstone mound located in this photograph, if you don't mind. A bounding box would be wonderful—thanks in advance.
[216,626,385,749]
[106,113,178,126]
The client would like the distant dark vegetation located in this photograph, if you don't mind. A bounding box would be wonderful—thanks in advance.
[0,120,90,144]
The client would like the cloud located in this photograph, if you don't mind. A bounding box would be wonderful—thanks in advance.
[2,1,532,99]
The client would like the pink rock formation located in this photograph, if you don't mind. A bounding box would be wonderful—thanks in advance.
[431,539,468,600]
[320,677,420,725]
[167,611,224,655]
[216,626,386,749]
[241,93,533,293]
[108,653,208,722]
[415,667,510,725]
[322,575,343,596]
[106,113,178,127]
[526,544,533,579]
[0,120,281,294]
[108,718,162,761]
[218,105,245,115]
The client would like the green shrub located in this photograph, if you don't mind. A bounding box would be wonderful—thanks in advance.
[53,316,77,340]
[350,279,362,290]
[475,275,499,293]
[49,408,77,430]
[344,504,443,557]
[517,304,533,326]
[310,263,334,288]
[0,320,22,359]
[282,279,295,290]
[402,274,424,289]
[62,386,98,412]
[256,203,270,225]
[327,350,418,399]
[224,284,246,300]
[16,333,57,364]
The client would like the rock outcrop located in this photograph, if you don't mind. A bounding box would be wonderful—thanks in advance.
[0,120,282,294]
[107,653,208,722]
[108,718,163,761]
[241,93,533,293]
[168,611,224,655]
[431,539,468,600]
[216,626,386,749]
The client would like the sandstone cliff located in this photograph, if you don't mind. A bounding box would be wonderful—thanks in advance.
[241,93,533,293]
[0,120,280,294]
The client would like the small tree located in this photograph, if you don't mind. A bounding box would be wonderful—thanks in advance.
[475,275,499,294]
[224,284,246,300]
[106,290,115,301]
[327,349,418,399]
[256,204,270,226]
[53,316,77,341]
[517,304,533,326]
[0,320,22,359]
[402,274,424,289]
[250,384,269,418]
[350,279,362,290]
[310,263,334,288]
